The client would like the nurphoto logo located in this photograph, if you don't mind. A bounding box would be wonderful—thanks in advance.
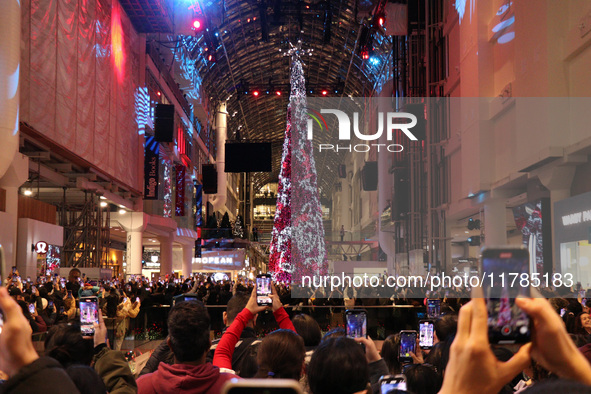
[306,107,419,152]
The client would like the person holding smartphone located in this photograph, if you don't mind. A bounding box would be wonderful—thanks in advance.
[213,281,298,375]
[0,288,80,393]
[108,292,140,350]
[16,301,47,333]
[439,287,591,394]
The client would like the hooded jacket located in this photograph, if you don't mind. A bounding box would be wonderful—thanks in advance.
[136,362,237,394]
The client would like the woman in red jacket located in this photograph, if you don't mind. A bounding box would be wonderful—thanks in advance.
[213,283,305,381]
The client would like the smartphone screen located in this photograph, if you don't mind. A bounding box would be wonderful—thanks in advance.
[28,304,35,314]
[380,377,407,394]
[223,382,302,394]
[48,301,54,309]
[560,308,566,317]
[256,274,272,306]
[419,320,434,349]
[481,247,531,344]
[0,310,4,334]
[79,297,99,336]
[427,299,441,319]
[345,310,367,338]
[399,331,417,363]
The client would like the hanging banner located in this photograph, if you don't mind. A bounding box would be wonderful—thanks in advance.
[195,184,203,227]
[175,165,186,216]
[144,136,160,200]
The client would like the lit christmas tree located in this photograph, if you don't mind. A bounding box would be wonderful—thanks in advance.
[268,107,292,282]
[269,42,327,283]
[233,215,244,238]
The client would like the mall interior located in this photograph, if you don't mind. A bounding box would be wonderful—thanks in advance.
[2,0,591,389]
[1,0,591,287]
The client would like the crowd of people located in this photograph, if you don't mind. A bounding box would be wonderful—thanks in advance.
[1,268,591,393]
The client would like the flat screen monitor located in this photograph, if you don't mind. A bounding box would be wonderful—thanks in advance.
[225,142,272,173]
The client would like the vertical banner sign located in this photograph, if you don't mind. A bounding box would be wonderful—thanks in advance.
[144,136,160,200]
[195,184,203,227]
[175,165,186,216]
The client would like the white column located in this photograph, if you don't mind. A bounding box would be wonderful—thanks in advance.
[181,243,193,277]
[159,235,173,276]
[0,154,29,274]
[484,198,507,247]
[114,212,147,278]
[126,230,143,276]
[535,164,576,274]
[211,103,227,211]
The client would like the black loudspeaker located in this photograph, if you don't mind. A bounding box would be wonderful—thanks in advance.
[155,104,175,142]
[361,162,378,191]
[338,164,346,178]
[194,239,202,258]
[393,168,410,219]
[202,164,218,194]
[225,142,272,172]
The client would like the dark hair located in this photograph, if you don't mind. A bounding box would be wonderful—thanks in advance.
[45,323,94,366]
[308,337,368,394]
[105,294,119,319]
[69,268,81,276]
[226,293,250,323]
[492,347,523,393]
[292,314,322,347]
[17,300,32,320]
[167,300,211,362]
[434,314,458,342]
[574,312,590,335]
[65,365,108,394]
[424,339,452,379]
[321,327,346,341]
[404,364,442,394]
[380,334,402,375]
[255,329,305,380]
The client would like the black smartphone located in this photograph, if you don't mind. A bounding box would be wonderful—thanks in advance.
[427,299,441,319]
[221,379,303,393]
[28,304,35,314]
[11,266,16,274]
[59,306,65,314]
[399,330,417,363]
[345,309,367,338]
[79,296,99,336]
[481,247,531,344]
[172,293,201,305]
[256,274,272,306]
[379,374,407,394]
[0,309,4,335]
[419,320,434,350]
[48,301,54,309]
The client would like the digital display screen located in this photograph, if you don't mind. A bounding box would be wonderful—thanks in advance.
[346,311,367,338]
[427,299,441,318]
[256,276,272,305]
[399,331,417,359]
[419,321,434,348]
[482,249,530,344]
[80,300,98,335]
